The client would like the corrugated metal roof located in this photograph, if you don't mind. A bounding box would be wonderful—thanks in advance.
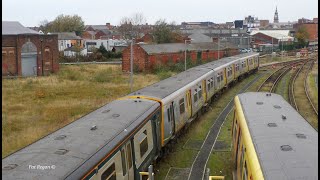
[2,21,40,35]
[139,42,235,54]
[250,30,294,41]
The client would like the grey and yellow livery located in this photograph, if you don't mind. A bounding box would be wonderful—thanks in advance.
[232,92,317,180]
[2,53,259,180]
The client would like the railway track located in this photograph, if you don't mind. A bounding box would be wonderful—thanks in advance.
[257,60,303,92]
[304,60,318,116]
[288,63,304,110]
[288,59,318,130]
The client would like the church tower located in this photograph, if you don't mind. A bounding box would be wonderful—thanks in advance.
[274,6,279,23]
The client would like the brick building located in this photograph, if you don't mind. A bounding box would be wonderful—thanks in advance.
[122,42,239,72]
[2,21,59,77]
[294,23,318,41]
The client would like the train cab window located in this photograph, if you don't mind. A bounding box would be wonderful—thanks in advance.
[126,143,133,169]
[121,149,127,176]
[194,89,198,102]
[179,98,185,114]
[233,120,238,142]
[101,163,116,180]
[198,86,202,99]
[140,130,148,158]
[207,80,211,91]
[210,78,214,88]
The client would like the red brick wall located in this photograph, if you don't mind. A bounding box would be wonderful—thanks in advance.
[296,23,318,41]
[122,45,148,72]
[253,33,279,44]
[2,34,59,76]
[122,45,236,72]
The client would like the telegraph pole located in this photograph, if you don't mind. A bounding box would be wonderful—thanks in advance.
[130,39,134,92]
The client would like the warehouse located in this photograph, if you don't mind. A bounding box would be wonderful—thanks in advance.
[2,21,59,77]
[122,42,239,72]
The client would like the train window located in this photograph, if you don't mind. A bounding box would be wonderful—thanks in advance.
[126,143,133,169]
[121,149,127,176]
[240,144,245,172]
[101,163,116,180]
[194,89,198,102]
[243,162,248,180]
[207,80,211,91]
[210,78,214,88]
[140,130,148,158]
[179,98,185,114]
[233,121,238,142]
[198,86,202,99]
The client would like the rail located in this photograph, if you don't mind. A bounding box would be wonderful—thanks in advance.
[270,67,292,93]
[289,61,308,111]
[304,60,318,116]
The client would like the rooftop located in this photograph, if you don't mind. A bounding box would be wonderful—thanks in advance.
[2,21,40,35]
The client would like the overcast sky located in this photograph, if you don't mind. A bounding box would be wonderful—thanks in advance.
[3,0,318,27]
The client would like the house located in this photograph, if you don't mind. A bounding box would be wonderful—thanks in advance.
[122,42,239,72]
[2,21,59,76]
[84,39,128,52]
[52,32,83,52]
[64,47,87,57]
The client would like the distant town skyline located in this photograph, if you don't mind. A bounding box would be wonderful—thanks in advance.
[3,0,318,27]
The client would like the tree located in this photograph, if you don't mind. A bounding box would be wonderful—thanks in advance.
[39,14,85,35]
[118,17,134,40]
[118,13,147,40]
[295,26,310,48]
[153,19,182,44]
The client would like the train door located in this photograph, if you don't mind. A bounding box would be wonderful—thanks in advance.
[121,141,134,180]
[202,80,207,102]
[186,90,192,118]
[224,68,227,85]
[165,102,175,138]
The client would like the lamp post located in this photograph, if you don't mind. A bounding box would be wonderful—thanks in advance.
[130,38,134,92]
[184,39,193,71]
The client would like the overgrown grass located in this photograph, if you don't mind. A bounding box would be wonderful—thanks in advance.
[294,63,318,130]
[2,64,160,157]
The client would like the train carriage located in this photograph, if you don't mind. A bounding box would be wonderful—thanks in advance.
[2,99,161,180]
[232,92,318,180]
[3,52,260,180]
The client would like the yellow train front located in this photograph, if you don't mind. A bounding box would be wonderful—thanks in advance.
[232,92,318,180]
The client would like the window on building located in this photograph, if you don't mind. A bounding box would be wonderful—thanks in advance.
[101,163,116,180]
[140,130,148,158]
[121,149,127,176]
[179,98,185,114]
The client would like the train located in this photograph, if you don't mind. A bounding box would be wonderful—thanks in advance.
[2,52,260,180]
[232,92,318,180]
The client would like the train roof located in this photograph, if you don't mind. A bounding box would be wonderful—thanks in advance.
[128,53,259,100]
[194,52,259,70]
[128,68,211,99]
[237,92,318,180]
[2,99,160,180]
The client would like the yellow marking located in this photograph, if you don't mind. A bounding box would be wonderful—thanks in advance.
[209,176,225,180]
[119,96,166,147]
[234,96,264,180]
